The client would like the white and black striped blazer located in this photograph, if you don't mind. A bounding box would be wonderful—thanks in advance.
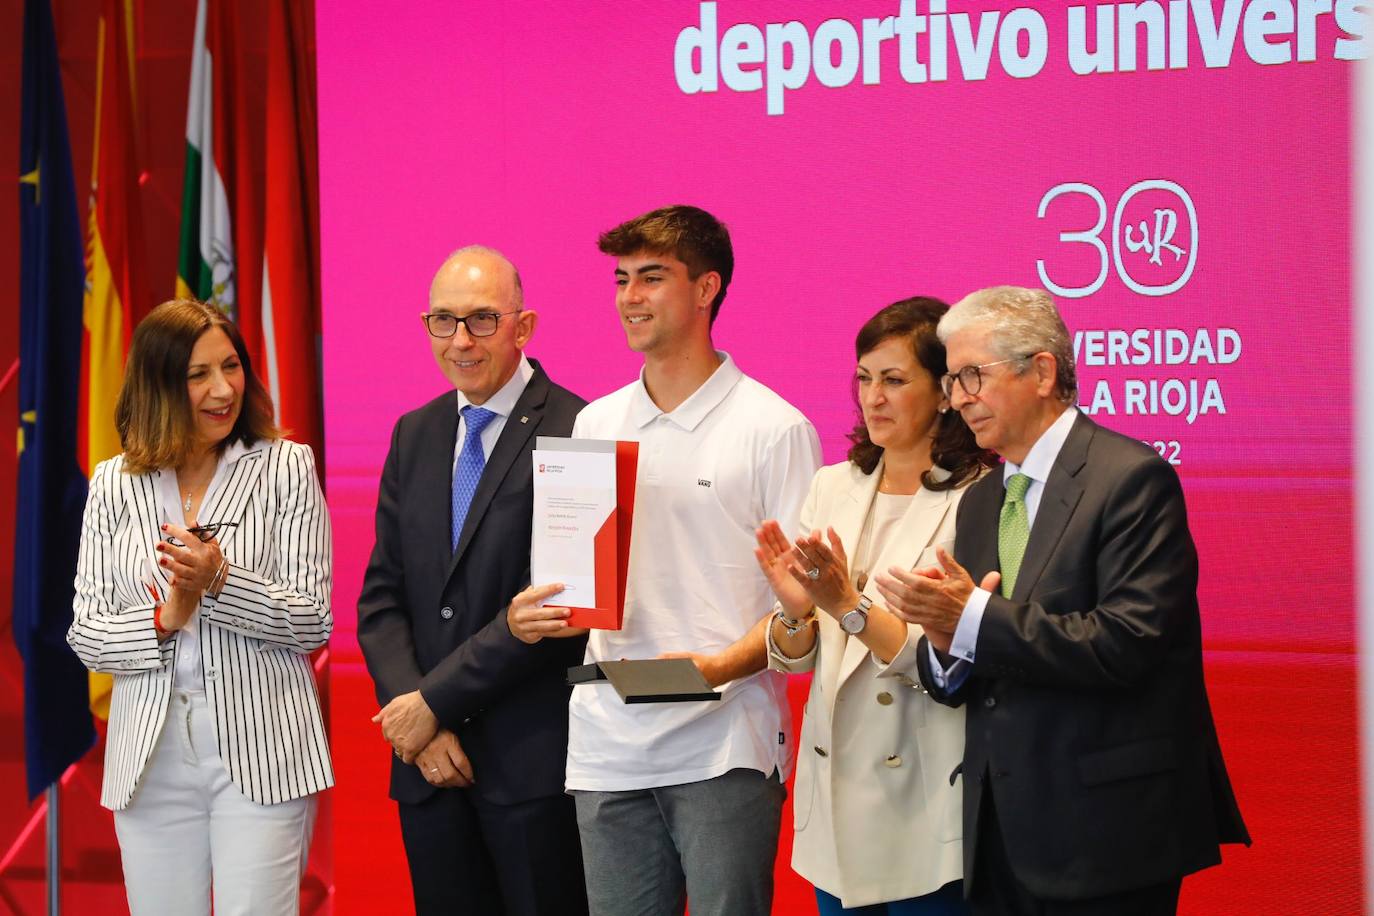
[68,438,335,810]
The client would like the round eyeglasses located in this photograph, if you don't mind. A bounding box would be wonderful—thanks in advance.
[940,356,1031,398]
[420,310,519,339]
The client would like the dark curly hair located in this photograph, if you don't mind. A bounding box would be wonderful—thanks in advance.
[846,297,996,491]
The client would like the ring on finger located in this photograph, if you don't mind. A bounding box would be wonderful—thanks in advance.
[806,566,821,580]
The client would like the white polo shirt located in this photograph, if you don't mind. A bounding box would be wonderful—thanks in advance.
[565,353,821,791]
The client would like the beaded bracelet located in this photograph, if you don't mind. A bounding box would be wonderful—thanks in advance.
[775,607,816,637]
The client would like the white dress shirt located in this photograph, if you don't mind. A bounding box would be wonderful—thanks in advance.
[453,354,534,470]
[154,440,251,689]
[930,407,1078,686]
[565,353,822,791]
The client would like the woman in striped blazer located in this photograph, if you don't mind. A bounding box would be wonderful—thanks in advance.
[67,299,334,916]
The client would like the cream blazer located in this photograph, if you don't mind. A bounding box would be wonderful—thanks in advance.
[770,458,969,908]
[68,439,335,810]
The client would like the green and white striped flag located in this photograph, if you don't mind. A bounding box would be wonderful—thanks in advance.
[176,0,235,315]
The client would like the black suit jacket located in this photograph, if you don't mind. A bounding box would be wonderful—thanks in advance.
[358,360,588,806]
[917,412,1250,900]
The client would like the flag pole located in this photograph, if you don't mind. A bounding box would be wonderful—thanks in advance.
[45,783,59,914]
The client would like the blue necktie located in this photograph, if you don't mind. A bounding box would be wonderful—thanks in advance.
[452,406,497,552]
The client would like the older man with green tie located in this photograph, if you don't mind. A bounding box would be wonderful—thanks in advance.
[874,286,1250,916]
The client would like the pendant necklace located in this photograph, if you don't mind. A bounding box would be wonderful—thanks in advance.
[182,472,206,514]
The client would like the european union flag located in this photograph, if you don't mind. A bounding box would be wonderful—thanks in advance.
[16,0,97,800]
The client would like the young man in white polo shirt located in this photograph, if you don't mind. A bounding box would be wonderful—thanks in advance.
[509,205,821,915]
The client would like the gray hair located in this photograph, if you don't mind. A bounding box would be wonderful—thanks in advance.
[937,286,1077,403]
[439,244,525,310]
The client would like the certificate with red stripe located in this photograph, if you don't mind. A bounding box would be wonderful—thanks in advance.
[531,437,638,630]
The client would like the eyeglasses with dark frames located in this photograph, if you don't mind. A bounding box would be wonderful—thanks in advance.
[420,310,519,339]
[940,356,1033,398]
[163,522,237,547]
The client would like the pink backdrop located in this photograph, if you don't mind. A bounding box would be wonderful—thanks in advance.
[316,2,1358,912]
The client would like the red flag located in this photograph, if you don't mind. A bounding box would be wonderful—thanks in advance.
[261,0,324,465]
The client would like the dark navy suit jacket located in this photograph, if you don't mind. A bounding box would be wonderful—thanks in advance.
[917,412,1250,899]
[358,360,587,805]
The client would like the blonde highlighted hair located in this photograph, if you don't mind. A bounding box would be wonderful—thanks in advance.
[115,299,278,473]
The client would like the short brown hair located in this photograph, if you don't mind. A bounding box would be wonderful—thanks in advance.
[597,205,734,322]
[847,297,996,491]
[116,299,279,473]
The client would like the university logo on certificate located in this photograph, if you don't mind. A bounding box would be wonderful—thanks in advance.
[531,437,637,629]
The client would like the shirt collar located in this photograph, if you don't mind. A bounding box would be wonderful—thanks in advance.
[628,351,743,431]
[154,438,256,522]
[218,438,253,467]
[157,438,253,477]
[1003,406,1079,486]
[456,354,533,420]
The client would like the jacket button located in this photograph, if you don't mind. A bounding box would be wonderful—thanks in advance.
[885,755,902,768]
[876,692,893,706]
[984,696,997,709]
[440,606,454,620]
[206,667,218,679]
[814,746,828,758]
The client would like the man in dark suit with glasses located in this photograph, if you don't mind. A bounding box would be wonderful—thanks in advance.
[879,286,1248,915]
[359,245,589,915]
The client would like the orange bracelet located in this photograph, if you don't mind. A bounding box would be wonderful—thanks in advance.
[153,603,169,636]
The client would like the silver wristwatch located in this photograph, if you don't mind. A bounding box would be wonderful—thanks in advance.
[840,595,872,635]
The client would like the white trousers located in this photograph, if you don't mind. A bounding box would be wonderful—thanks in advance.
[113,689,316,916]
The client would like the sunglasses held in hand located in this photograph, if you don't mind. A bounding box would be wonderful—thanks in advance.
[163,521,237,547]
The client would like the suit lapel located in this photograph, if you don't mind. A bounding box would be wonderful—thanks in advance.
[196,446,265,555]
[447,366,552,580]
[956,473,1003,581]
[869,487,954,580]
[820,464,880,714]
[837,483,956,690]
[1011,414,1090,602]
[415,402,460,585]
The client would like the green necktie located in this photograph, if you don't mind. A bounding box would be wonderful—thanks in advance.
[998,473,1033,598]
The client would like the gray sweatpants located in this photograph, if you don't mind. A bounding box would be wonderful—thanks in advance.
[573,767,786,916]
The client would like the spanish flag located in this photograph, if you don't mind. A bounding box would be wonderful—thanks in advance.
[82,0,150,719]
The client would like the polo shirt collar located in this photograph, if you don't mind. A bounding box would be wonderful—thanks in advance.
[629,351,742,431]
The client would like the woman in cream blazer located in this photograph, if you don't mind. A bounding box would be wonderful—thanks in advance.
[712,298,993,915]
[67,300,333,916]
[773,458,970,913]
